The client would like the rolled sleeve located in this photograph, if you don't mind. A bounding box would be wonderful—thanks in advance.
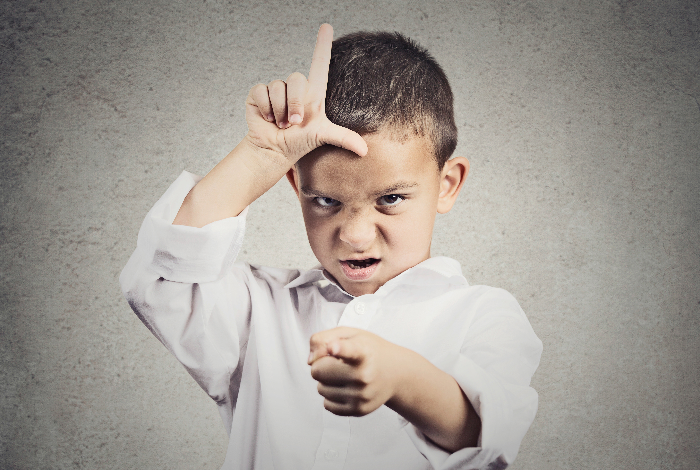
[405,288,543,469]
[135,170,248,284]
[119,171,253,433]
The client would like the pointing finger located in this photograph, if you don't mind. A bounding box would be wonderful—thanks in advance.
[307,23,333,102]
[308,334,336,364]
[309,326,360,364]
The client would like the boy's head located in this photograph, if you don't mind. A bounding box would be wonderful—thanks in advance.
[325,31,457,169]
[287,30,468,297]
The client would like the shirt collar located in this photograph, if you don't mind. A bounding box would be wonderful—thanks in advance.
[381,256,468,291]
[283,265,334,289]
[283,256,467,293]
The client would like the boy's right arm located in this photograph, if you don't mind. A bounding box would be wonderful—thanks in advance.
[120,24,364,431]
[173,24,367,228]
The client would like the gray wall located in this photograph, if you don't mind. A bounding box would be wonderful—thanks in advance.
[1,0,698,468]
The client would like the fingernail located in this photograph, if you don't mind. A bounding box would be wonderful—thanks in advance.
[278,121,288,129]
[307,352,314,364]
[266,114,274,122]
[289,114,302,124]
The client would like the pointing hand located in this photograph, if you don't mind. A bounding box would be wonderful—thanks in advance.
[308,327,401,416]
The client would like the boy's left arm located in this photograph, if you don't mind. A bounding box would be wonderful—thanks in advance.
[308,327,481,452]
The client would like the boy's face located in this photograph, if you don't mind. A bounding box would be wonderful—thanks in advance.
[287,130,468,297]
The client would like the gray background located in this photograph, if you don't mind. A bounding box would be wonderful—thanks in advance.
[1,0,698,468]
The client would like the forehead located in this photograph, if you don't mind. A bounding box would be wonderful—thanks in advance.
[297,132,438,195]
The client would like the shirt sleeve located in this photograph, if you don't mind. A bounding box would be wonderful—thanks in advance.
[119,170,252,433]
[404,287,543,470]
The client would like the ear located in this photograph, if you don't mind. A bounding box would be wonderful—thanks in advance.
[437,157,469,214]
[286,166,301,198]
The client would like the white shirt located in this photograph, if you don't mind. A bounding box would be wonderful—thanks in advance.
[120,171,543,470]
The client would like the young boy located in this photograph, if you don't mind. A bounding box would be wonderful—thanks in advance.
[120,24,542,470]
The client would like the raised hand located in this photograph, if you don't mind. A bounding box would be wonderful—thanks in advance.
[244,24,368,164]
[172,24,368,228]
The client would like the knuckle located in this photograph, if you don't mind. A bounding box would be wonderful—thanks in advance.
[346,397,359,411]
[347,397,364,415]
[356,368,373,386]
[287,71,306,82]
[356,403,370,416]
[287,97,304,108]
[310,364,320,380]
[251,83,267,94]
[360,403,376,416]
[309,333,321,347]
[268,79,286,91]
[325,399,342,415]
[356,387,370,402]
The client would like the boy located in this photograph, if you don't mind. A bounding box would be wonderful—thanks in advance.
[121,24,542,469]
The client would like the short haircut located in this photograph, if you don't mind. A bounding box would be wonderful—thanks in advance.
[325,31,457,169]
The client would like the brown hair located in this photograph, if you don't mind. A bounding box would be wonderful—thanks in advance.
[325,31,457,168]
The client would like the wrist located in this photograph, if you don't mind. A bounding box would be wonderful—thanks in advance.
[239,135,293,176]
[383,347,480,452]
[173,138,293,227]
[384,345,421,410]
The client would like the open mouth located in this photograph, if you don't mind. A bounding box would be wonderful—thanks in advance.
[345,258,380,269]
[340,258,380,281]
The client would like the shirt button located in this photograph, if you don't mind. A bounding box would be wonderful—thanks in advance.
[324,449,339,460]
[354,302,366,315]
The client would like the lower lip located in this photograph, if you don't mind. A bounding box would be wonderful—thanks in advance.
[340,260,380,281]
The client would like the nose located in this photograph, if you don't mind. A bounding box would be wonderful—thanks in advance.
[339,211,376,251]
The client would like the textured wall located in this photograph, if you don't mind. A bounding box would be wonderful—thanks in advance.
[1,0,698,468]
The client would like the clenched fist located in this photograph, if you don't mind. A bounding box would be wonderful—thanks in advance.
[307,326,403,416]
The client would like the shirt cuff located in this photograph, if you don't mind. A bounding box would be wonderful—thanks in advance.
[402,354,539,470]
[404,286,542,469]
[135,170,248,283]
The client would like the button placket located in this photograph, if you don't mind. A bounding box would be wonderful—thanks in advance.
[338,299,375,328]
[310,411,350,470]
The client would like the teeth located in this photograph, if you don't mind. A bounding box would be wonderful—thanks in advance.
[347,259,376,269]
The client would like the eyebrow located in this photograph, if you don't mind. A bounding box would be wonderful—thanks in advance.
[370,181,418,197]
[300,181,418,199]
[300,187,329,197]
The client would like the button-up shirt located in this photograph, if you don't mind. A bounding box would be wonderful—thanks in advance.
[120,171,543,470]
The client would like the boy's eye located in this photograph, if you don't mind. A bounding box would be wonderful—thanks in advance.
[313,197,340,208]
[377,194,405,206]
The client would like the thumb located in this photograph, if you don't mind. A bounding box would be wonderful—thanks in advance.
[308,337,363,365]
[308,340,333,365]
[329,337,364,365]
[317,120,368,157]
[308,327,361,364]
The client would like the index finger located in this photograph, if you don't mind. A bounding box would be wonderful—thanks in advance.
[308,326,359,364]
[307,23,334,101]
